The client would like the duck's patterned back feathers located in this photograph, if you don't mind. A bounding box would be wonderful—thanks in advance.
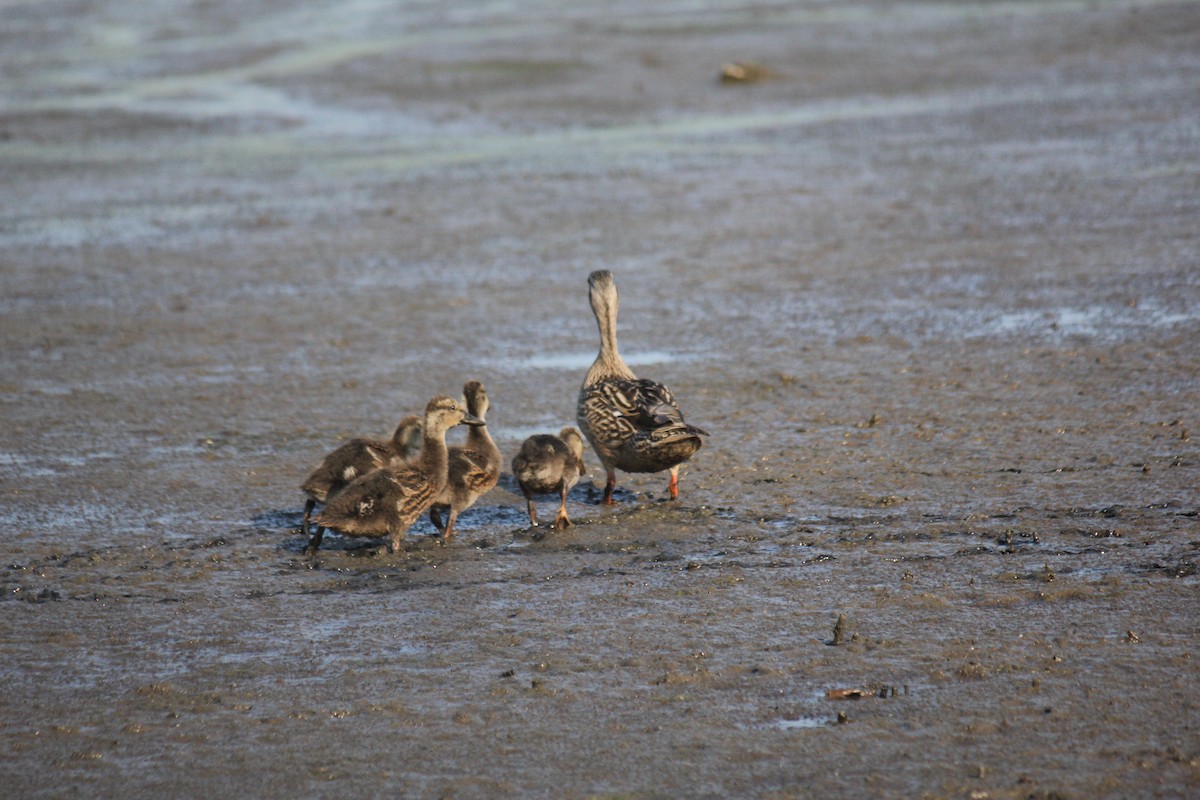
[579,376,706,474]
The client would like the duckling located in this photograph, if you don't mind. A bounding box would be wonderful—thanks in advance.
[309,396,482,554]
[428,380,502,541]
[576,270,708,504]
[300,414,423,541]
[512,426,588,529]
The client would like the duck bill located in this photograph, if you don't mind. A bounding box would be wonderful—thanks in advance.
[461,413,486,427]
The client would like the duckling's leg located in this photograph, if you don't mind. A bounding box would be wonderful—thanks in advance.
[522,489,540,528]
[667,466,680,500]
[554,481,573,529]
[302,498,316,538]
[602,470,618,505]
[441,508,459,541]
[429,506,445,534]
[304,525,325,555]
[388,527,404,554]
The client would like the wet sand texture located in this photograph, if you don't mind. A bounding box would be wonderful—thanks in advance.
[2,1,1198,798]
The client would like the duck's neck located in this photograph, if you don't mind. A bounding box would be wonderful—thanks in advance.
[466,417,499,460]
[586,288,636,385]
[419,423,451,484]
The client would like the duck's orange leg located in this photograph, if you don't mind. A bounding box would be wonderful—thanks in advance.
[667,466,680,500]
[602,470,617,505]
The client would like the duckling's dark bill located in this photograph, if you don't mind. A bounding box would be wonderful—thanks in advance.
[461,413,486,426]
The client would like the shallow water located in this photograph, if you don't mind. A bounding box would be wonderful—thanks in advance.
[2,0,1199,798]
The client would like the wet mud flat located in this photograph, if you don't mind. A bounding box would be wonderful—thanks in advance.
[2,1,1198,798]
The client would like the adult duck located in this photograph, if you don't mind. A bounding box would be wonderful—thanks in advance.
[576,270,707,504]
[309,396,482,554]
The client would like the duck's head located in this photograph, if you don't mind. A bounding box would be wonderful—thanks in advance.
[391,414,424,455]
[424,395,484,433]
[558,426,585,458]
[588,269,615,290]
[587,270,618,314]
[461,380,490,422]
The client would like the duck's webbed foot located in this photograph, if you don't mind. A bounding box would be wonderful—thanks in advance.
[667,466,680,501]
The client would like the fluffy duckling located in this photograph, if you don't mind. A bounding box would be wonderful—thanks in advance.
[429,381,502,541]
[300,414,423,540]
[576,270,708,504]
[309,396,482,554]
[512,426,588,529]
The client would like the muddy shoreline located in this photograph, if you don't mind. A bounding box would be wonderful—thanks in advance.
[2,1,1198,797]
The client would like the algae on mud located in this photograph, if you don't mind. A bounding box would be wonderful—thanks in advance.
[2,0,1198,798]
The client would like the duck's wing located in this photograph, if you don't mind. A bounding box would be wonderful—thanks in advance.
[363,440,396,469]
[302,437,391,500]
[450,447,502,493]
[607,378,708,435]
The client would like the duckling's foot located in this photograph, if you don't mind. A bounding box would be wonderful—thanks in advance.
[525,497,540,528]
[553,510,573,530]
[388,532,404,554]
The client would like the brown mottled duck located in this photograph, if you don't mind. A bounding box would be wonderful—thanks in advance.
[576,270,707,504]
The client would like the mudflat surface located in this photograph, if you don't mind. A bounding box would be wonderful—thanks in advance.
[2,1,1198,797]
